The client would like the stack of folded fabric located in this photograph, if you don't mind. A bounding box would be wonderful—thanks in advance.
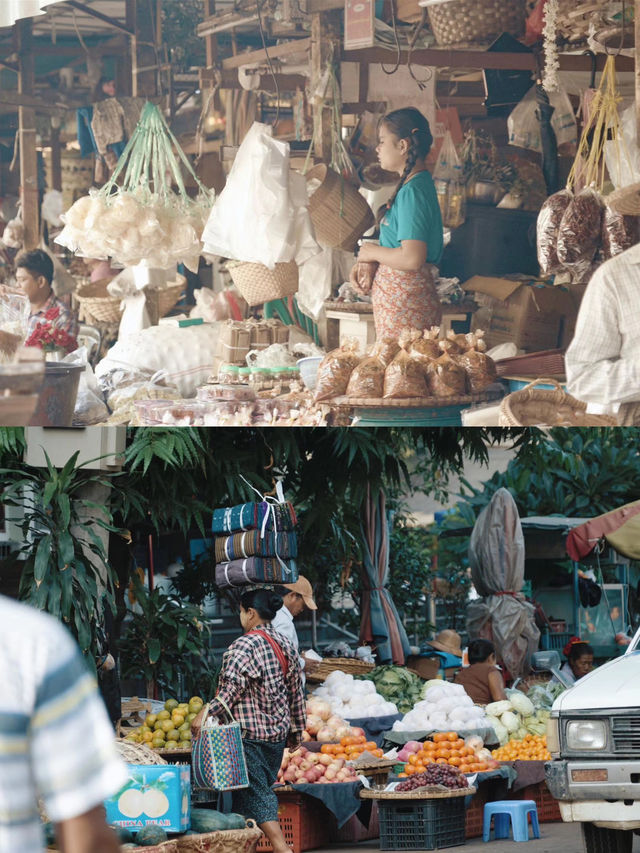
[212,498,298,589]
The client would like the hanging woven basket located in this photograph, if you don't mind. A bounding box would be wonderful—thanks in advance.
[227,261,299,307]
[498,378,619,427]
[306,164,375,252]
[426,0,527,46]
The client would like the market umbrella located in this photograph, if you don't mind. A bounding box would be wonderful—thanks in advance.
[0,0,63,28]
[466,487,540,679]
[359,488,411,665]
[566,499,640,561]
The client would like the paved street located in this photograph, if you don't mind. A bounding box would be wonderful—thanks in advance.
[317,820,640,853]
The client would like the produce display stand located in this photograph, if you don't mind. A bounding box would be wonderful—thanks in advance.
[360,787,476,851]
[329,389,505,427]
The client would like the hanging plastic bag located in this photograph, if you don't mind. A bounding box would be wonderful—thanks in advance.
[603,104,640,190]
[65,346,110,426]
[201,122,320,268]
[508,86,577,153]
[433,131,466,228]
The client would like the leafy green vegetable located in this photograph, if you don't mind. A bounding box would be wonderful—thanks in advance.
[357,665,425,714]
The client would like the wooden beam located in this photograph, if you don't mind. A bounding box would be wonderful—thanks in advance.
[198,11,259,38]
[0,59,18,72]
[311,10,342,162]
[0,91,80,111]
[130,0,160,97]
[304,0,343,11]
[50,127,62,192]
[17,20,39,251]
[201,67,307,91]
[203,0,218,67]
[62,0,134,36]
[221,37,312,70]
[342,46,634,72]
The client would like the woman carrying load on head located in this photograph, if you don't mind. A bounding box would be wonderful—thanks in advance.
[350,107,444,340]
[191,588,305,853]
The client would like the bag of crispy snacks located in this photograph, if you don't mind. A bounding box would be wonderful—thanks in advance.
[313,340,361,401]
[383,340,429,399]
[601,206,639,259]
[537,189,572,275]
[346,355,386,398]
[427,346,467,397]
[556,187,604,269]
[409,326,441,361]
[456,330,497,393]
[368,337,400,366]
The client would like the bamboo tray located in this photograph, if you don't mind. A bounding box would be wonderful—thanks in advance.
[324,300,374,313]
[330,389,503,408]
[360,785,475,800]
[305,657,376,682]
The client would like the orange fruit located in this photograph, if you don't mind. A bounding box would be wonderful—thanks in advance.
[436,758,448,764]
[446,732,458,742]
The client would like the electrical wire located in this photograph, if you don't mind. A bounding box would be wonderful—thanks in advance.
[406,8,432,90]
[256,0,281,127]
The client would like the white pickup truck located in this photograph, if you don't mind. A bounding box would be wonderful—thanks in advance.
[543,628,640,853]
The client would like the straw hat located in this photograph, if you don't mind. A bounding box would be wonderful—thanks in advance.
[425,629,462,657]
[282,575,317,610]
[605,182,640,216]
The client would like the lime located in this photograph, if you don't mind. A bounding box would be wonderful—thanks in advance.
[178,740,192,749]
[164,699,179,712]
[171,714,185,727]
[145,714,158,728]
[166,729,180,742]
[157,710,171,721]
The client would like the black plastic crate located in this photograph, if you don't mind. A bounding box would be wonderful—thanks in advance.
[378,796,467,851]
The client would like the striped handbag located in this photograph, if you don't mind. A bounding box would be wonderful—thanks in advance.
[192,697,249,792]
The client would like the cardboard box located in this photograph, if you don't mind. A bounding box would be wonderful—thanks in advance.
[105,763,191,834]
[462,276,578,352]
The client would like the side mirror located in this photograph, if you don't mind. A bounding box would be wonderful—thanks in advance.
[532,650,561,671]
[531,649,573,689]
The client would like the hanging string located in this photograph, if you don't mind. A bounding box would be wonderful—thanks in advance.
[382,0,401,75]
[406,8,432,90]
[256,0,281,128]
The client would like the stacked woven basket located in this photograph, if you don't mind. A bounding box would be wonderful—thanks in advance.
[426,0,527,46]
[74,275,186,327]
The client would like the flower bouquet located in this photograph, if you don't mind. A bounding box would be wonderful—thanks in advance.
[25,307,78,359]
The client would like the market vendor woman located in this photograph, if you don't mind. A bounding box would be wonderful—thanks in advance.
[352,107,444,340]
[191,589,305,853]
[454,639,507,705]
[551,637,595,686]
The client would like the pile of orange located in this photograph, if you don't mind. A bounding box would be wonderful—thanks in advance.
[320,735,384,760]
[491,734,551,761]
[397,732,491,777]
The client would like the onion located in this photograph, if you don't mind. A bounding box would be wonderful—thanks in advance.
[313,700,332,721]
[316,726,334,743]
[305,715,323,736]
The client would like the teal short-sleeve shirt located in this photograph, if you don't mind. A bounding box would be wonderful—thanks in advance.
[379,170,444,265]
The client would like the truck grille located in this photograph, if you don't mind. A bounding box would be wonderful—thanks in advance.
[611,716,640,754]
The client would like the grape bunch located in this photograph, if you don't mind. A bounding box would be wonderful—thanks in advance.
[396,764,469,792]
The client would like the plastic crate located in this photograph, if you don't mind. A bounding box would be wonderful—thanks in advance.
[255,792,331,853]
[518,782,562,823]
[378,796,467,851]
[541,630,573,652]
[465,791,487,839]
[331,800,380,842]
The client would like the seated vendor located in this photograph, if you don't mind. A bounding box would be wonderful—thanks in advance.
[551,637,594,686]
[454,639,507,705]
[16,249,78,340]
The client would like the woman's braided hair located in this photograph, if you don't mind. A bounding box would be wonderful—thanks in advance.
[377,107,434,225]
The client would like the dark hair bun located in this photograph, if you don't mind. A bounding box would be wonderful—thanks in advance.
[269,594,284,615]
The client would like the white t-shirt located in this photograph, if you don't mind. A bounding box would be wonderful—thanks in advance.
[0,596,127,852]
[271,605,306,676]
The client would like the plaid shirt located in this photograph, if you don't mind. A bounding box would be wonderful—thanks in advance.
[27,292,78,340]
[210,624,306,743]
[565,245,640,424]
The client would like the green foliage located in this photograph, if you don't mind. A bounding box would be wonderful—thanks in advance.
[119,577,218,698]
[0,450,121,659]
[387,525,435,642]
[0,427,26,467]
[162,0,206,71]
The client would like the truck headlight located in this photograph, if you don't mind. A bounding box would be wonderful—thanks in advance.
[565,720,607,751]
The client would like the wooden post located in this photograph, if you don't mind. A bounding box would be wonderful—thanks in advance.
[636,0,640,144]
[50,126,62,192]
[204,0,218,68]
[17,19,39,250]
[310,9,342,163]
[129,0,161,97]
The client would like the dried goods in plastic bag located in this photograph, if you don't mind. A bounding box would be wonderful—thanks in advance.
[313,340,361,401]
[537,189,573,275]
[601,207,639,259]
[408,326,441,361]
[556,187,604,269]
[367,337,400,366]
[383,343,429,399]
[427,350,466,397]
[455,331,497,394]
[346,355,386,398]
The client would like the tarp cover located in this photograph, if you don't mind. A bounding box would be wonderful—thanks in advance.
[566,499,640,561]
[0,0,61,27]
[466,488,540,679]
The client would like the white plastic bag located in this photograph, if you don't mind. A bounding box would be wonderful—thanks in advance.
[201,122,320,268]
[603,104,640,190]
[63,347,110,426]
[508,86,577,153]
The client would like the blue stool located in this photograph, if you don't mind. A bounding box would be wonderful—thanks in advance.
[483,800,540,843]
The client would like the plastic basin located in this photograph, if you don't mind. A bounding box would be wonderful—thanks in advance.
[30,363,84,427]
[297,356,323,392]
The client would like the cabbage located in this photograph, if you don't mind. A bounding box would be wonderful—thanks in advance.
[507,690,534,716]
[486,700,513,716]
[486,714,508,746]
[501,711,520,733]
